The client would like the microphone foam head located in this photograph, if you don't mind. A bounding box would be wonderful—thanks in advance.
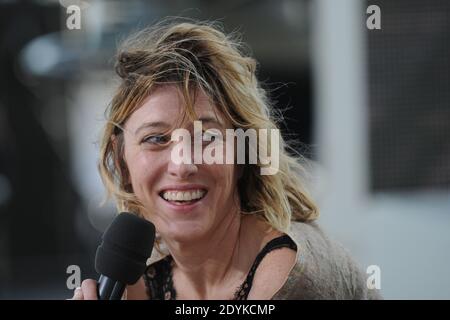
[95,212,155,284]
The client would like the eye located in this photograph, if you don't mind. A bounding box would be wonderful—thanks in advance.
[202,130,221,142]
[142,134,170,145]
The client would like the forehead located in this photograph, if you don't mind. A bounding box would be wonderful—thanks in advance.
[124,85,226,131]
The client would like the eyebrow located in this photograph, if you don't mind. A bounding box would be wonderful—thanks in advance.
[134,121,171,135]
[199,116,224,127]
[134,116,224,135]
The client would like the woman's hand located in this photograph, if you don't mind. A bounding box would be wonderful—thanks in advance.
[71,279,99,300]
[70,279,129,300]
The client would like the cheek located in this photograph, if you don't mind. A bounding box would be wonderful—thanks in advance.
[209,164,238,193]
[126,154,144,184]
[126,152,163,196]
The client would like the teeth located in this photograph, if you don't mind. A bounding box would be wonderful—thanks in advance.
[162,190,206,202]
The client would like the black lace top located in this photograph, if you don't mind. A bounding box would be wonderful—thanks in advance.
[143,234,297,300]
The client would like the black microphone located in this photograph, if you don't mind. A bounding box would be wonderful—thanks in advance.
[95,212,155,300]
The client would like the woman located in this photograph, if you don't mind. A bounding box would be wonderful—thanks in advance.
[73,19,380,300]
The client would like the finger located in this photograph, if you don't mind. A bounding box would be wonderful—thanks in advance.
[121,288,128,300]
[72,287,84,300]
[81,279,98,300]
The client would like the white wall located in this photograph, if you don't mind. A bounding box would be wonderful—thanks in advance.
[312,0,450,299]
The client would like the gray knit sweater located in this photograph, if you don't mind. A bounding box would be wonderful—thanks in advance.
[272,221,382,300]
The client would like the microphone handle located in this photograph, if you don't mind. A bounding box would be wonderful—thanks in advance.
[97,275,126,300]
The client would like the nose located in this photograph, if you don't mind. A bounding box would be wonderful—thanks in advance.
[168,160,198,179]
[167,140,199,179]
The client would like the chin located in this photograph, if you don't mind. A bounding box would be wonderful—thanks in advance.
[164,221,208,243]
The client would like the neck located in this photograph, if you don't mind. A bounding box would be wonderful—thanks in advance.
[163,207,244,299]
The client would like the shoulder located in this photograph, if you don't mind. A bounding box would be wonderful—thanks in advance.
[247,245,297,300]
[272,221,382,300]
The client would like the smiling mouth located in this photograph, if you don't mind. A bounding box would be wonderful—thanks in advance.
[159,189,207,206]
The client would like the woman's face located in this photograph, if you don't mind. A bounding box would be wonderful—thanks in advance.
[122,85,240,243]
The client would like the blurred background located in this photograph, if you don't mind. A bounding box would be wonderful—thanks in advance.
[0,0,449,299]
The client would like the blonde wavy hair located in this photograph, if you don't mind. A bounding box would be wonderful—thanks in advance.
[99,18,318,237]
